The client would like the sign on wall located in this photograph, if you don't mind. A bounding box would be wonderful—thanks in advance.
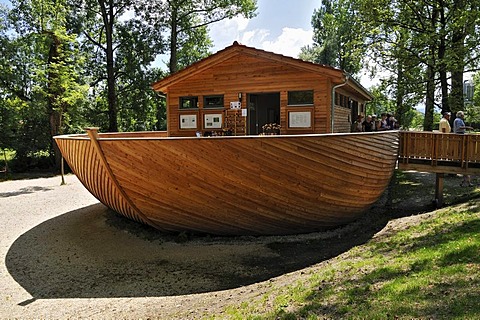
[180,114,197,129]
[288,111,312,128]
[204,114,223,129]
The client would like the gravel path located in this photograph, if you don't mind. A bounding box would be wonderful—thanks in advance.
[0,174,379,319]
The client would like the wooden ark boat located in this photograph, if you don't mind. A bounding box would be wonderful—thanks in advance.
[54,129,399,236]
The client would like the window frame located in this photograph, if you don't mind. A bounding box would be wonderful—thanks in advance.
[203,95,224,109]
[287,90,314,106]
[179,96,199,109]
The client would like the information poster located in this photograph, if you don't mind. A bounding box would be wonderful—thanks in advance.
[289,111,312,128]
[204,114,223,129]
[180,114,197,129]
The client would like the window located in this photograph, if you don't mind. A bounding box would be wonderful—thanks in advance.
[337,94,350,108]
[204,95,224,108]
[287,90,314,106]
[179,96,198,109]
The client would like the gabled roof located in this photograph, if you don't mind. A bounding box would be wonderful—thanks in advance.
[152,41,373,100]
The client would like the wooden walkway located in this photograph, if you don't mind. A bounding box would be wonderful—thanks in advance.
[398,131,480,206]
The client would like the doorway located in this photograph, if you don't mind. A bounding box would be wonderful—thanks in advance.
[247,92,280,135]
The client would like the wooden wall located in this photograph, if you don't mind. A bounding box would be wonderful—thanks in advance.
[165,53,366,137]
[333,106,352,133]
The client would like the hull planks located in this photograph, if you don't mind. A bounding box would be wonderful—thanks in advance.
[54,130,399,235]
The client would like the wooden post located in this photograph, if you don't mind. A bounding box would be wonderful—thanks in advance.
[435,173,444,208]
[2,149,7,178]
[60,156,66,185]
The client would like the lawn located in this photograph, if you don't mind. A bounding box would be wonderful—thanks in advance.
[207,173,480,319]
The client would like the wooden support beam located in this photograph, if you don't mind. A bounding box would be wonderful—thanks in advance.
[435,173,444,208]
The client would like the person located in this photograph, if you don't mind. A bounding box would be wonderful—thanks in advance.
[351,114,364,132]
[453,111,474,187]
[453,111,473,134]
[362,115,374,132]
[371,115,378,131]
[377,113,388,131]
[439,111,451,133]
[386,113,393,130]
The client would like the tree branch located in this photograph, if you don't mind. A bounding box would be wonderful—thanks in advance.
[83,31,106,52]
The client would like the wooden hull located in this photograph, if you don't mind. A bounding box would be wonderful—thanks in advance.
[54,130,399,235]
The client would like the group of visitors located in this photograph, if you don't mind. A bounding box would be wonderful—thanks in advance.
[351,113,398,132]
[439,110,473,134]
[439,110,477,187]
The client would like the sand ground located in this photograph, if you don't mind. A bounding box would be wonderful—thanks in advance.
[0,173,474,319]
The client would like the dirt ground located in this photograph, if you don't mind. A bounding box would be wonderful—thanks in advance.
[0,172,477,319]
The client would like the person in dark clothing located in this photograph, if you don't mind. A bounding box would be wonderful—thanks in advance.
[362,115,374,132]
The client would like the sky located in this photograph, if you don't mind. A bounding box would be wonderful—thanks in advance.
[206,0,379,88]
[208,0,317,58]
[0,0,378,86]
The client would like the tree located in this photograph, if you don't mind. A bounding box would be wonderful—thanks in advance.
[300,0,366,75]
[72,0,165,132]
[156,0,257,73]
[353,0,480,131]
[1,0,88,169]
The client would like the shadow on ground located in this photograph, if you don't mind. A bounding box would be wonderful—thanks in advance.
[5,172,478,300]
[6,201,392,300]
[0,186,54,198]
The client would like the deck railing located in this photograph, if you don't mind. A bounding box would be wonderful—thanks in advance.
[399,131,480,173]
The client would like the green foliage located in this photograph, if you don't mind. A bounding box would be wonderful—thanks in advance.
[1,0,90,170]
[161,0,257,73]
[367,84,424,130]
[1,0,254,172]
[467,72,480,126]
[175,22,213,71]
[214,195,480,319]
[300,0,365,75]
[350,0,480,131]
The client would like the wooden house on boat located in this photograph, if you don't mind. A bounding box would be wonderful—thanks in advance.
[54,42,399,236]
[152,41,373,136]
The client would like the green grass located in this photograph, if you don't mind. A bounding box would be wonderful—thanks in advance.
[209,200,480,319]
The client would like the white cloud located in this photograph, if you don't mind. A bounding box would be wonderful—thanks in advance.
[209,16,250,51]
[240,29,270,46]
[209,20,313,59]
[259,27,313,58]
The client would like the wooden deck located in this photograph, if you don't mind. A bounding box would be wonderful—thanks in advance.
[398,131,480,207]
[399,131,480,174]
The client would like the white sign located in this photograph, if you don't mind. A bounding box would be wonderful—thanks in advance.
[230,101,241,109]
[204,114,223,129]
[180,114,197,129]
[241,108,247,117]
[289,111,312,128]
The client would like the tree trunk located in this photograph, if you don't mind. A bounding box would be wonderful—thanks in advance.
[395,55,408,128]
[449,21,466,115]
[424,6,438,131]
[438,4,449,113]
[47,33,63,170]
[424,64,435,131]
[169,8,178,74]
[101,0,118,132]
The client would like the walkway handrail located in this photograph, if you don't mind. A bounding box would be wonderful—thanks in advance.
[399,131,480,171]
